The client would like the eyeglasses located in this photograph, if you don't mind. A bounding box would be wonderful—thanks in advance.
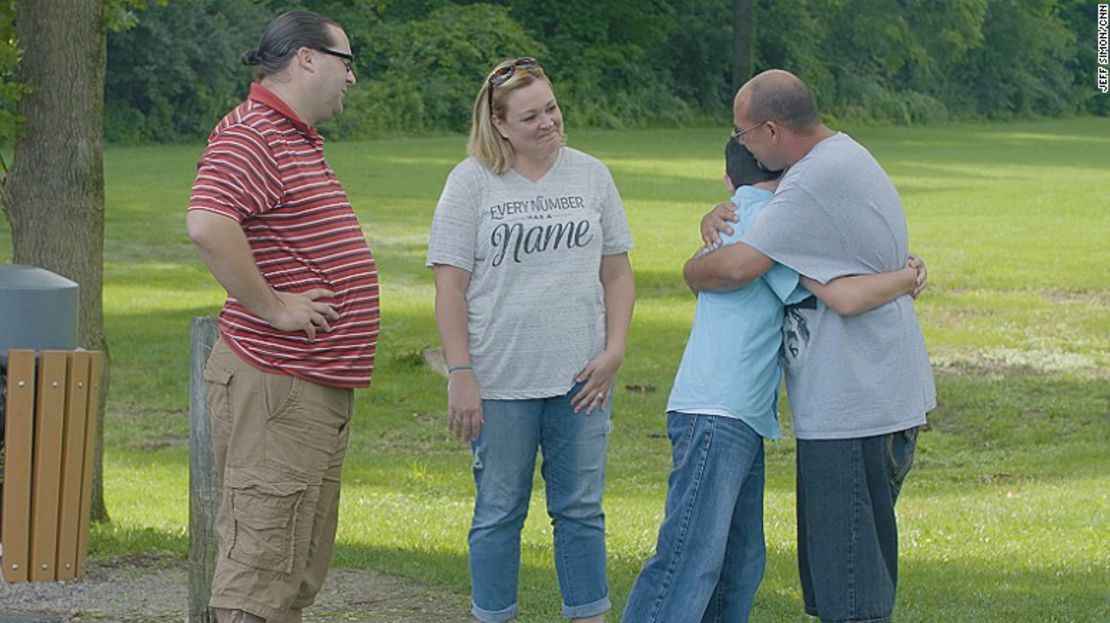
[487,57,540,112]
[730,120,767,141]
[317,47,355,75]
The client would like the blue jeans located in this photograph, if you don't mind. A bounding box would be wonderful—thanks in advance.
[468,384,612,622]
[796,427,919,623]
[621,413,767,623]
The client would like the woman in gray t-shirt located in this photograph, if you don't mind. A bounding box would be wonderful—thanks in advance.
[426,58,634,623]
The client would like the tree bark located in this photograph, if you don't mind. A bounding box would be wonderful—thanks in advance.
[2,0,110,522]
[732,0,754,92]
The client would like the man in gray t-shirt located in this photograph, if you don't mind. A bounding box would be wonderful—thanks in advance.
[685,69,934,623]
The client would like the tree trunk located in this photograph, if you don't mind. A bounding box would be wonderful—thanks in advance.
[2,0,110,522]
[732,0,754,91]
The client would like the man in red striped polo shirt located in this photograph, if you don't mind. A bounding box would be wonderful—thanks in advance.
[186,11,378,623]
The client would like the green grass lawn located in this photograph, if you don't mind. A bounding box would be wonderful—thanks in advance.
[3,117,1108,621]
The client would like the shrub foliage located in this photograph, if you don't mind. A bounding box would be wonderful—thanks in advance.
[3,0,1103,145]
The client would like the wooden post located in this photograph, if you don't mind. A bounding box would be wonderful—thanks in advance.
[188,317,219,623]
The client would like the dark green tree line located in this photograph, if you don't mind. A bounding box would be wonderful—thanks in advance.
[5,0,1103,145]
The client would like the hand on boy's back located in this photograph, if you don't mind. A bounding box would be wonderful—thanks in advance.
[700,201,740,248]
[907,252,928,298]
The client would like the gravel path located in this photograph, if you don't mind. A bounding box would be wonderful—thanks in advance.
[0,554,472,623]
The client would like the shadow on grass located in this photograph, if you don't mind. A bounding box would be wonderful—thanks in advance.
[894,555,1109,622]
[326,538,1108,622]
[329,540,805,621]
[83,524,1108,621]
[88,521,189,559]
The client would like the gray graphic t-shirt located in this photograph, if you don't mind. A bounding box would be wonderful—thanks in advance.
[426,148,633,399]
[743,133,935,439]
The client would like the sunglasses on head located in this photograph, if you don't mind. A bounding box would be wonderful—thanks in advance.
[487,57,540,111]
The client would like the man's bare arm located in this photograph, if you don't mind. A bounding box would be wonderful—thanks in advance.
[187,210,337,340]
[683,241,774,293]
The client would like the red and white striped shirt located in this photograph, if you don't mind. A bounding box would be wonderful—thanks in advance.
[188,83,379,388]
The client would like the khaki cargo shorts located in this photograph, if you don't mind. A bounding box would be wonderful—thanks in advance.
[203,338,354,621]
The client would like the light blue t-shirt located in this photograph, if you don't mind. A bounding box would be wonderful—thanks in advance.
[666,186,809,439]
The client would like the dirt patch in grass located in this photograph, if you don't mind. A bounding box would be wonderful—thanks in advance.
[932,353,1109,380]
[1042,290,1110,305]
[0,553,472,623]
[933,361,1050,379]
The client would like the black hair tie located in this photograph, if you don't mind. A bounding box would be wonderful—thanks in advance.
[241,49,264,66]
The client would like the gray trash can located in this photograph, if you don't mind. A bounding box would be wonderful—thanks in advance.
[0,263,80,477]
[1,265,96,583]
[0,264,79,365]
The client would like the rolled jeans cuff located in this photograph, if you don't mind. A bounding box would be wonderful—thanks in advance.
[811,615,891,623]
[563,595,611,620]
[472,600,518,623]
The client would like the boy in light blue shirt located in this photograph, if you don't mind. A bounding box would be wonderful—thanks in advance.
[622,141,919,623]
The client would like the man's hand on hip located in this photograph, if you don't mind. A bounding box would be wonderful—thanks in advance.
[264,288,339,341]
